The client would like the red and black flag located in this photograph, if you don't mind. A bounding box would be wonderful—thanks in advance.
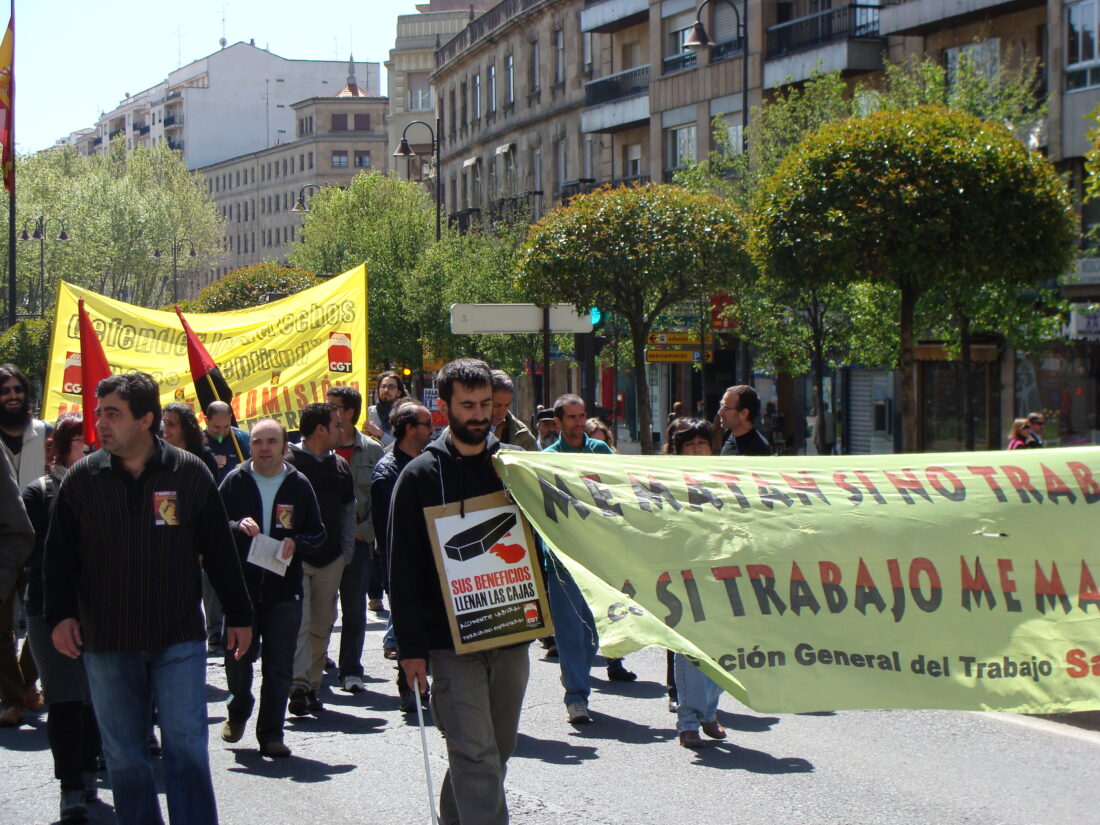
[77,298,111,449]
[174,305,244,461]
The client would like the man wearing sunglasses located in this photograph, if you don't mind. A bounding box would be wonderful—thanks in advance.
[0,363,50,728]
[717,384,774,457]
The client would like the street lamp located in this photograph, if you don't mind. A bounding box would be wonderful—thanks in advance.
[684,0,749,153]
[291,183,322,213]
[392,117,442,242]
[153,237,197,304]
[18,216,71,317]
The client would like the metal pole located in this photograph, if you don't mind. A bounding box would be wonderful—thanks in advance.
[37,227,44,317]
[435,116,442,242]
[741,0,749,152]
[6,171,14,327]
[542,306,551,407]
[172,242,179,304]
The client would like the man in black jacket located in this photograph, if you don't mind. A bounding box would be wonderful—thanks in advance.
[390,359,530,825]
[45,372,253,825]
[219,418,325,757]
[718,385,774,457]
[286,402,355,716]
[372,400,434,707]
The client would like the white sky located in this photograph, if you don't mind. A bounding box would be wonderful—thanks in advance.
[15,0,424,153]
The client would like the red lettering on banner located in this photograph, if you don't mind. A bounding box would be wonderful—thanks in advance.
[1000,465,1042,504]
[1067,462,1100,503]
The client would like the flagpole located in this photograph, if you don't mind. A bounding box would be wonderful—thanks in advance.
[5,0,13,328]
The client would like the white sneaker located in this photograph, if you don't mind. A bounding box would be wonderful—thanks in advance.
[566,701,590,724]
[341,675,366,693]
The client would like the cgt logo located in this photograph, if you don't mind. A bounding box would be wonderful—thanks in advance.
[61,352,83,395]
[328,332,352,373]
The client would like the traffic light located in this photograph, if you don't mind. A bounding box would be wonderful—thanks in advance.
[589,306,603,328]
[401,366,412,377]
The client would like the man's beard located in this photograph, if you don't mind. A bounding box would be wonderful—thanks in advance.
[450,416,489,446]
[0,400,30,430]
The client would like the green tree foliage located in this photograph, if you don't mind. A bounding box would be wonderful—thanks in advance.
[410,223,542,375]
[751,106,1077,451]
[6,140,221,316]
[517,183,750,454]
[0,319,51,390]
[193,262,319,312]
[289,171,434,368]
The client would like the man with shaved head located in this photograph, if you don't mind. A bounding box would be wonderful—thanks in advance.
[204,400,251,484]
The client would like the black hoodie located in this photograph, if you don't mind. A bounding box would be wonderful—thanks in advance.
[389,433,506,660]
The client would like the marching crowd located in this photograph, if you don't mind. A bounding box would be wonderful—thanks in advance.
[0,357,773,825]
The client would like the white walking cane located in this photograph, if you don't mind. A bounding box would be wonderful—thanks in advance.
[413,676,440,825]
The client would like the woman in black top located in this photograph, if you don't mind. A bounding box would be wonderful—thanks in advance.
[22,413,102,823]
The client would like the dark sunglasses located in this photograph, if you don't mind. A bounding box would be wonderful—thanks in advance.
[0,385,26,396]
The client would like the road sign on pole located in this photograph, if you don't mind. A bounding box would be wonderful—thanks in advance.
[450,303,594,334]
[645,349,713,363]
[646,332,716,347]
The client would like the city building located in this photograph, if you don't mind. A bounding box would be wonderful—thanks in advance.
[430,0,1100,451]
[57,41,380,171]
[197,64,389,284]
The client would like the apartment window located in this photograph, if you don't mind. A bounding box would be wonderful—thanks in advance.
[235,171,241,186]
[299,153,305,171]
[332,150,349,168]
[623,143,641,178]
[308,151,314,170]
[583,32,593,73]
[460,81,468,126]
[487,65,496,112]
[505,54,515,104]
[665,124,696,175]
[554,30,565,84]
[472,74,481,121]
[289,157,295,174]
[408,73,433,111]
[331,113,348,131]
[945,38,1001,88]
[471,162,482,208]
[354,113,370,131]
[556,139,567,185]
[723,116,744,155]
[282,158,288,176]
[354,150,371,168]
[504,151,516,194]
[664,13,697,73]
[529,39,541,93]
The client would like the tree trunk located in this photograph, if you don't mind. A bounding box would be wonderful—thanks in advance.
[899,286,918,453]
[630,319,655,455]
[959,310,975,451]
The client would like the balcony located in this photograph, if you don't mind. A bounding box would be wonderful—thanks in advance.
[764,5,885,89]
[662,51,697,75]
[108,128,125,139]
[558,178,597,205]
[436,0,545,69]
[582,65,650,133]
[580,0,649,34]
[164,114,183,128]
[91,136,103,147]
[137,124,151,135]
[449,208,482,234]
[711,36,746,63]
[488,195,533,225]
[168,139,184,152]
[879,0,1044,37]
[166,90,182,101]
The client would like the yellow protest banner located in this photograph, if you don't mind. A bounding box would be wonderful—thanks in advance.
[43,265,368,433]
[495,448,1100,714]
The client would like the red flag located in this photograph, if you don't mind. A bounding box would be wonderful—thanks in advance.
[78,298,111,448]
[0,12,14,192]
[174,305,243,460]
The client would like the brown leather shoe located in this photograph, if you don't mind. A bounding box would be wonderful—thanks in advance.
[0,705,24,727]
[22,689,44,713]
[678,729,705,749]
[701,720,727,740]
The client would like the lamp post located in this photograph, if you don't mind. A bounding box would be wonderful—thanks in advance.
[684,0,750,153]
[18,216,71,317]
[392,117,442,242]
[290,183,322,213]
[153,237,197,304]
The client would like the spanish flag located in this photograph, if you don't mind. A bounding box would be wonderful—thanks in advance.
[77,299,112,449]
[0,11,13,193]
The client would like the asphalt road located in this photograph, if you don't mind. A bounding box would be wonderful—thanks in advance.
[3,607,1097,825]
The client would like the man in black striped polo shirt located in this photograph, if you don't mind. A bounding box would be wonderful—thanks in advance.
[44,372,253,825]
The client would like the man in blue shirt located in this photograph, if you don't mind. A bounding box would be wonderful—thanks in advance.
[541,394,633,724]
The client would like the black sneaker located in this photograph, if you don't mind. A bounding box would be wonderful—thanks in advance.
[398,686,416,713]
[288,687,309,716]
[305,689,323,713]
[606,659,637,682]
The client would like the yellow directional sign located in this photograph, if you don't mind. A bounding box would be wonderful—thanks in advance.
[645,349,713,363]
[647,332,716,346]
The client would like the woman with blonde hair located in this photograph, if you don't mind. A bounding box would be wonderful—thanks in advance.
[1006,418,1037,450]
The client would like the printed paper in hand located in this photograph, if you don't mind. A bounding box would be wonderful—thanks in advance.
[247,534,290,577]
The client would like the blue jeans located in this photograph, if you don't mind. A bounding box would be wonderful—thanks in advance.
[674,653,722,732]
[338,540,371,678]
[224,598,302,745]
[84,640,216,825]
[545,551,598,706]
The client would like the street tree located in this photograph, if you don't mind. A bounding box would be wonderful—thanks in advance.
[289,171,434,369]
[751,106,1076,451]
[7,139,221,315]
[517,183,750,454]
[193,262,319,312]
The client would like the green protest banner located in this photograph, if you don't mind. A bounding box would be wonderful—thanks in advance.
[494,448,1100,714]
